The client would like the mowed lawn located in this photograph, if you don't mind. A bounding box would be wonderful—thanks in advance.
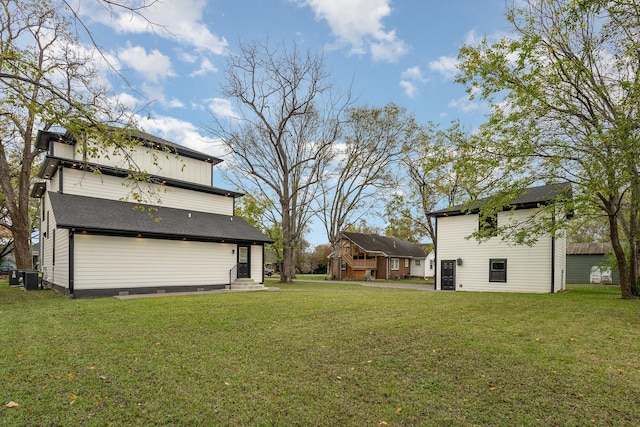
[1,281,639,426]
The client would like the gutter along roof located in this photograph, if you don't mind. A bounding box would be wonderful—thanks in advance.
[428,182,572,218]
[47,192,273,244]
[35,128,224,165]
[36,156,244,199]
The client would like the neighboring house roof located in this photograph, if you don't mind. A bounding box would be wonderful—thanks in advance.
[428,182,572,218]
[342,232,426,258]
[47,192,273,244]
[567,242,613,255]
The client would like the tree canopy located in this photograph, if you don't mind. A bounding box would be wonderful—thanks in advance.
[457,0,640,298]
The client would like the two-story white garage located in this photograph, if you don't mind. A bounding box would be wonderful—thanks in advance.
[429,183,571,293]
[31,128,273,297]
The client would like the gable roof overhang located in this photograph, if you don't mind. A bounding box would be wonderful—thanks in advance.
[47,192,274,244]
[428,182,573,218]
[35,129,224,165]
[34,156,244,199]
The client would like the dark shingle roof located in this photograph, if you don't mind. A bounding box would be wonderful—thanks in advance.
[342,232,426,258]
[48,192,273,244]
[567,242,613,255]
[428,182,572,217]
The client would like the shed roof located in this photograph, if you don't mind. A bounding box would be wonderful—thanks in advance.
[567,242,613,255]
[342,232,427,258]
[48,192,273,244]
[428,182,572,218]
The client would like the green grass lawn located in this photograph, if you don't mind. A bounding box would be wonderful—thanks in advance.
[1,281,639,426]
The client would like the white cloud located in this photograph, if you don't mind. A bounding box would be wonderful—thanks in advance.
[401,66,426,82]
[297,0,408,62]
[140,114,226,158]
[118,44,175,83]
[190,58,218,77]
[447,88,488,114]
[207,98,239,120]
[399,80,419,98]
[429,56,460,80]
[399,66,427,98]
[82,0,227,55]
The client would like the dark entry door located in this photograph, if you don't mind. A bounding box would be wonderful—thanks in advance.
[441,260,456,291]
[237,245,250,279]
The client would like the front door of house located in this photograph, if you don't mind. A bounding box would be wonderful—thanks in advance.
[237,244,250,279]
[441,260,455,291]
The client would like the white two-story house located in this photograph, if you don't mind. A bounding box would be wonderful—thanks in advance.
[31,128,272,297]
[429,183,571,293]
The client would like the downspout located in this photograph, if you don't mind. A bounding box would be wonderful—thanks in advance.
[69,230,75,298]
[434,217,438,290]
[551,212,556,293]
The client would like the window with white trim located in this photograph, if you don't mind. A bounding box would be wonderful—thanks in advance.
[414,259,421,266]
[391,258,400,270]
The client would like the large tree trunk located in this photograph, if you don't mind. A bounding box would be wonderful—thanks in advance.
[280,200,293,283]
[609,213,632,299]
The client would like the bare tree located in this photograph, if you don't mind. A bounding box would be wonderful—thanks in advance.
[318,104,417,278]
[208,40,351,282]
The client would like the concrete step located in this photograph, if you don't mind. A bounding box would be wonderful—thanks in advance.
[230,278,265,290]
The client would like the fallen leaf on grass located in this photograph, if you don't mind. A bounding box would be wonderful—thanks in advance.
[6,401,19,408]
[396,407,402,413]
[379,421,388,425]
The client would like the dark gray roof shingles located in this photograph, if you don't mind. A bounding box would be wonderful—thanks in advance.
[342,232,426,258]
[48,192,273,243]
[429,182,572,217]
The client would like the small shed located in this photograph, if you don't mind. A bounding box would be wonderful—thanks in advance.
[566,243,619,284]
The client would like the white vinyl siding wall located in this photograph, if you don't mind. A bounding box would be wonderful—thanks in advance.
[60,169,234,215]
[51,141,75,159]
[436,208,555,293]
[41,192,70,289]
[251,245,264,282]
[410,258,426,278]
[74,235,237,290]
[81,144,213,186]
[555,231,567,292]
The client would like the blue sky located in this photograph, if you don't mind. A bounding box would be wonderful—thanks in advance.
[75,0,513,245]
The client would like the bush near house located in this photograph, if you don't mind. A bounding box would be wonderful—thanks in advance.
[1,281,639,426]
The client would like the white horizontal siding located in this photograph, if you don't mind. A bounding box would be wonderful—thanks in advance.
[83,144,212,186]
[51,141,75,159]
[74,234,238,290]
[251,245,264,282]
[410,258,426,278]
[41,192,69,289]
[60,169,234,215]
[436,209,554,293]
[555,231,567,292]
